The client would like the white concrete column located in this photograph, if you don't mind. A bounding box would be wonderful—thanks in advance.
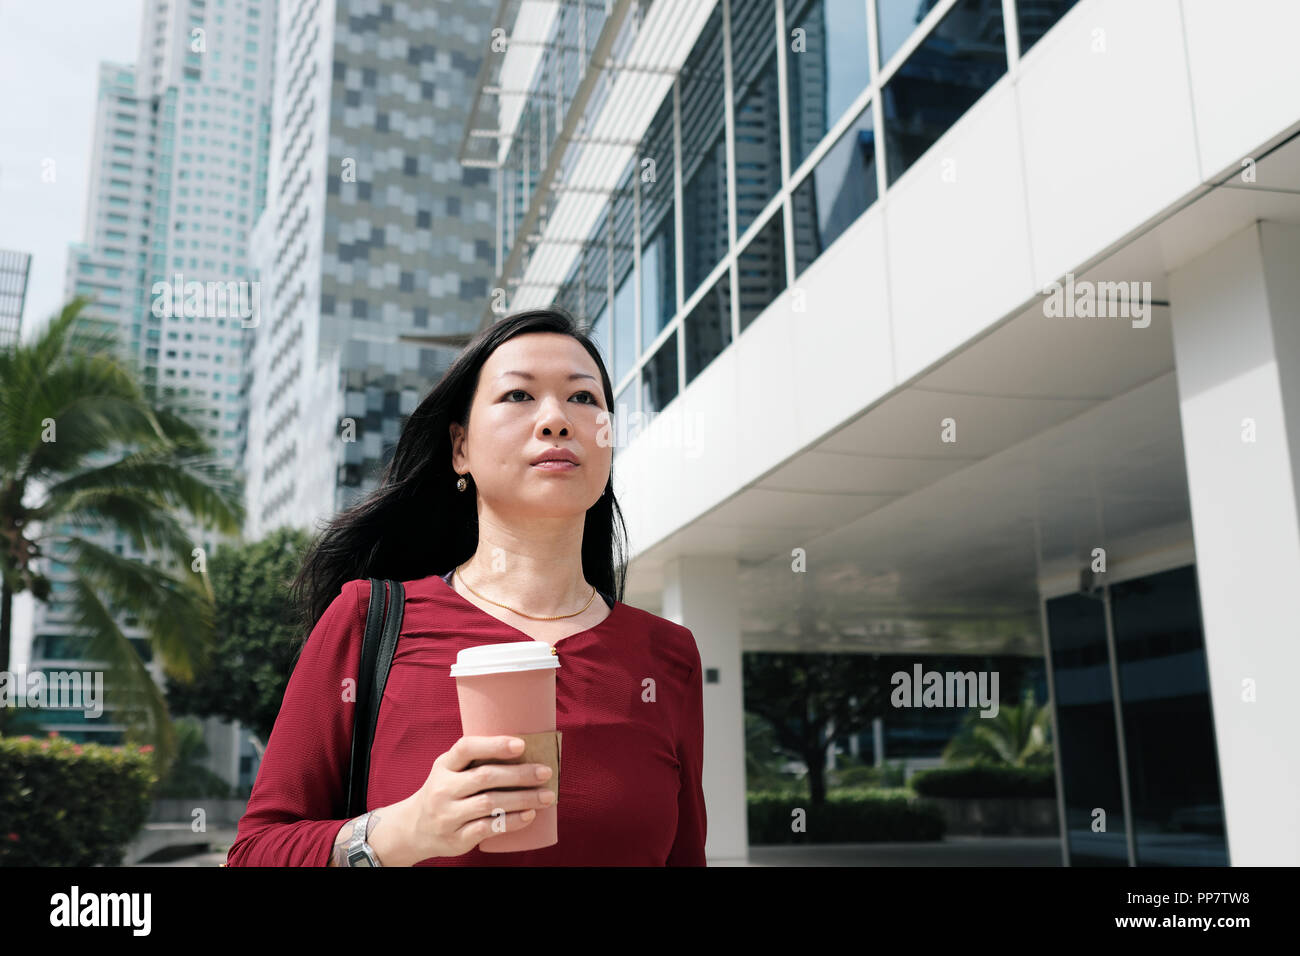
[661,554,748,865]
[1169,220,1300,866]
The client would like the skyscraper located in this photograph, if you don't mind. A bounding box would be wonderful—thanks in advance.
[244,0,499,540]
[0,248,31,351]
[26,0,274,791]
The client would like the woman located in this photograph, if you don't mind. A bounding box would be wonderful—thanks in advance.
[225,307,706,866]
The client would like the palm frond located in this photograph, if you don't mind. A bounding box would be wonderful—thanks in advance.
[67,573,178,770]
[15,360,165,481]
[62,535,214,681]
[34,448,244,536]
[34,489,199,571]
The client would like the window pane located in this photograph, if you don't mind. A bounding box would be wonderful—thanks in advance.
[1111,566,1229,866]
[882,0,1007,186]
[875,0,942,67]
[613,266,636,386]
[680,2,729,300]
[583,214,609,325]
[791,103,877,275]
[642,329,679,414]
[641,222,675,352]
[611,159,636,386]
[738,210,786,332]
[734,52,783,238]
[685,270,732,384]
[1017,0,1079,55]
[639,94,677,350]
[589,299,611,368]
[786,0,871,172]
[1045,593,1129,866]
[731,0,782,236]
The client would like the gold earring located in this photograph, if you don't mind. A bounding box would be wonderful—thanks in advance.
[456,475,467,492]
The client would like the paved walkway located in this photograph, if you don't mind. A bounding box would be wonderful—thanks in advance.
[134,836,1063,866]
[745,837,1062,866]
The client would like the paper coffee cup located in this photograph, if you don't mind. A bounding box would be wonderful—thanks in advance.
[452,642,562,852]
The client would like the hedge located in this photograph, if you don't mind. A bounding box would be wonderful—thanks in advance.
[748,787,946,843]
[0,733,158,866]
[909,763,1056,798]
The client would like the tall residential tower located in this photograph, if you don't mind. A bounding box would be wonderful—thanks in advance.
[244,0,499,540]
[25,0,274,794]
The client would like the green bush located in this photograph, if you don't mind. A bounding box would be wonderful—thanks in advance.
[910,762,1056,798]
[0,733,158,866]
[748,787,946,843]
[830,761,907,789]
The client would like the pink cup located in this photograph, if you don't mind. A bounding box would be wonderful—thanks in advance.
[450,642,561,852]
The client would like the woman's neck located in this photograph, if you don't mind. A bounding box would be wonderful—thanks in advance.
[456,549,594,618]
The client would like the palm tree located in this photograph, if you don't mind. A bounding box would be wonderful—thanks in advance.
[940,688,1053,768]
[0,297,244,769]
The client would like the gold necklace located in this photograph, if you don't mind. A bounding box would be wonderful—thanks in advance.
[454,563,597,620]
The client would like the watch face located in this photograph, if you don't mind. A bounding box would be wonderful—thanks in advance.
[347,846,375,867]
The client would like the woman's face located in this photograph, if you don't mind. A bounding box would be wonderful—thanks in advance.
[450,332,612,520]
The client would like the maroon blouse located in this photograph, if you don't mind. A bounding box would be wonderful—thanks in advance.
[226,573,706,865]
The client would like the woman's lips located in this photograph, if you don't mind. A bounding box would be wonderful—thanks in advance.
[532,461,579,471]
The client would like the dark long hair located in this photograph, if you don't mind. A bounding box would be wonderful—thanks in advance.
[290,307,629,636]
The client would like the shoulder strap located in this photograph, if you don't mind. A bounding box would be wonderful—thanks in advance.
[345,578,405,818]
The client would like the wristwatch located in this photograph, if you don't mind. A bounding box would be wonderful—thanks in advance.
[345,810,382,867]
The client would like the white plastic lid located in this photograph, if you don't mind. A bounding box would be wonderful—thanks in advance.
[449,641,562,677]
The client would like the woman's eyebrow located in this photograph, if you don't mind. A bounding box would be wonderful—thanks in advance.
[496,370,598,383]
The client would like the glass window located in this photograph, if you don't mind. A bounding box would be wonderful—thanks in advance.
[641,329,678,415]
[610,159,636,387]
[785,0,871,172]
[613,266,636,386]
[583,215,609,341]
[882,0,1007,186]
[589,300,611,369]
[639,95,676,351]
[685,270,732,385]
[1017,0,1079,54]
[1045,592,1129,866]
[791,102,877,275]
[738,209,786,332]
[679,2,728,301]
[876,0,942,67]
[732,0,782,236]
[1111,566,1228,866]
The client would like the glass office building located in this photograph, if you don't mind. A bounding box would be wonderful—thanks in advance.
[461,0,1300,865]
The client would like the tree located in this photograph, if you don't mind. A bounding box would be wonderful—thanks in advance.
[940,688,1053,767]
[166,525,315,744]
[151,715,233,799]
[0,297,244,769]
[743,652,897,806]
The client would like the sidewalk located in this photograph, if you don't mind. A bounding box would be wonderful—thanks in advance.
[133,836,1063,866]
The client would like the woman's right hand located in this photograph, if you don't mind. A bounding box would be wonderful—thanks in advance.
[390,735,555,863]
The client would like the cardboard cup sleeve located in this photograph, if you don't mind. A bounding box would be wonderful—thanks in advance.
[467,730,562,804]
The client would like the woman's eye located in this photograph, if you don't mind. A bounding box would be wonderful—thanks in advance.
[504,389,598,404]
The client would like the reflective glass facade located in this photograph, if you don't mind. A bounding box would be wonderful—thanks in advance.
[1045,565,1229,867]
[786,0,871,172]
[882,0,1007,186]
[490,0,1067,425]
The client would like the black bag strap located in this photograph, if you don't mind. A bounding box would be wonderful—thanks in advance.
[345,578,405,818]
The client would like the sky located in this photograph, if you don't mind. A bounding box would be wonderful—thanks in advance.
[0,0,144,664]
[0,0,144,344]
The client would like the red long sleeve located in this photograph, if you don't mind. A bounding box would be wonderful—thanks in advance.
[226,580,364,866]
[226,573,708,866]
[666,652,707,866]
